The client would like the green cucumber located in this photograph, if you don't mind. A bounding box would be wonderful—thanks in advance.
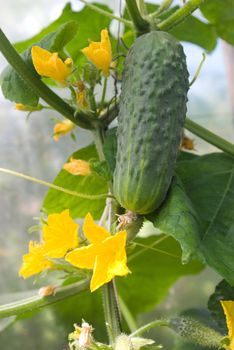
[113,31,189,214]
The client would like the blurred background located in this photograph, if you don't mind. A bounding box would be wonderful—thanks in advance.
[0,0,233,349]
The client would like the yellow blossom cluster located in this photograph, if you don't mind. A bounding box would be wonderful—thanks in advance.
[19,210,129,292]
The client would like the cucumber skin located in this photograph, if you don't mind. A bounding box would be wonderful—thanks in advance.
[113,31,189,215]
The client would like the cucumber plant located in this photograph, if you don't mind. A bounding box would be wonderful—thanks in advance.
[0,1,234,349]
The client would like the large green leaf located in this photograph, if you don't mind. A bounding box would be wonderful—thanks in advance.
[43,145,108,219]
[14,3,112,64]
[208,279,234,332]
[201,0,234,45]
[147,177,202,264]
[1,21,79,106]
[117,236,203,315]
[176,153,234,285]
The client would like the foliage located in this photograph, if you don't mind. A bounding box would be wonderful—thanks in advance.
[0,1,234,349]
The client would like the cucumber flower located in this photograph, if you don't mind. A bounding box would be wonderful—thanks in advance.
[63,158,91,176]
[221,300,234,349]
[53,119,75,141]
[19,241,53,278]
[19,210,79,278]
[42,209,79,258]
[31,46,73,84]
[81,29,112,76]
[65,213,130,292]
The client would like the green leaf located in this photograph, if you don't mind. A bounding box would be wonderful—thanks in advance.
[14,3,112,64]
[201,0,234,45]
[1,21,79,106]
[208,279,234,332]
[147,177,202,264]
[176,153,234,285]
[43,145,108,219]
[117,236,203,315]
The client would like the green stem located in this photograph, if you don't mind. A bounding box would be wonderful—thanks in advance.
[102,281,122,344]
[189,52,206,86]
[0,29,77,124]
[79,0,133,28]
[130,319,170,337]
[158,0,205,31]
[118,295,137,333]
[125,0,150,35]
[185,118,234,157]
[99,77,108,114]
[0,167,111,200]
[92,128,122,344]
[0,279,89,319]
[150,0,174,18]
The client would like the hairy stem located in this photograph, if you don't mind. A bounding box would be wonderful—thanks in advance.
[185,118,234,157]
[93,128,122,344]
[0,29,77,123]
[130,319,170,337]
[0,279,89,319]
[158,0,205,31]
[150,0,174,18]
[125,0,150,35]
[79,0,133,27]
[0,167,111,200]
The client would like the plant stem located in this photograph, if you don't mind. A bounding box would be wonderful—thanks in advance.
[185,118,234,157]
[150,0,174,18]
[158,0,205,31]
[0,167,111,200]
[99,77,108,115]
[125,0,150,35]
[130,319,170,337]
[79,0,133,27]
[102,281,122,344]
[118,295,138,333]
[189,52,206,86]
[0,279,89,319]
[92,127,122,344]
[0,29,77,124]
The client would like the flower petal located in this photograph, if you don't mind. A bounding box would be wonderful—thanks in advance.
[65,244,101,269]
[221,300,234,349]
[43,209,79,258]
[90,254,114,292]
[83,213,111,244]
[81,29,112,76]
[31,46,72,84]
[19,241,53,278]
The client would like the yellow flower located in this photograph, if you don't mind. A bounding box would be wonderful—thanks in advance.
[81,29,112,76]
[65,213,130,292]
[221,300,234,349]
[19,241,53,279]
[31,46,73,84]
[43,209,79,258]
[53,119,75,141]
[15,103,42,111]
[63,158,91,176]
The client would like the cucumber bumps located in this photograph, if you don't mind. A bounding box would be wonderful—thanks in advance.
[113,31,189,214]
